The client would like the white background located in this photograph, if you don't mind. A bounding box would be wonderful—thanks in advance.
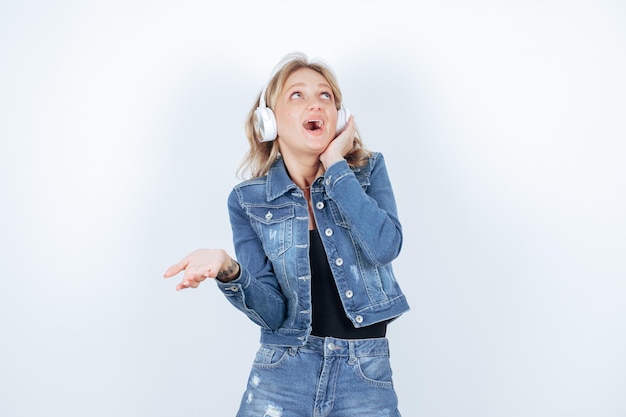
[1,1,625,416]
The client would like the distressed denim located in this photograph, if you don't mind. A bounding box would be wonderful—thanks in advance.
[217,153,410,346]
[236,336,402,417]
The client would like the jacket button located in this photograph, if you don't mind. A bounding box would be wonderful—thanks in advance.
[265,211,273,221]
[325,228,333,236]
[345,290,353,298]
[325,178,331,185]
[355,315,363,323]
[335,258,343,266]
[316,201,324,210]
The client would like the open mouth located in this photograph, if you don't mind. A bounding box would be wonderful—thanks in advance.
[303,119,324,131]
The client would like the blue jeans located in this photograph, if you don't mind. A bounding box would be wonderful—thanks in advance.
[236,336,402,417]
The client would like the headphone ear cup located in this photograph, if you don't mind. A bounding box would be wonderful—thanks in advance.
[336,105,351,134]
[254,107,277,142]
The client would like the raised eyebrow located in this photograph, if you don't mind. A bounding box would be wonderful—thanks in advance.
[318,82,332,90]
[285,82,333,92]
[285,82,306,91]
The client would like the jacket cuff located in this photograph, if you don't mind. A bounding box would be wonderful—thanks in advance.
[215,267,250,294]
[323,159,353,190]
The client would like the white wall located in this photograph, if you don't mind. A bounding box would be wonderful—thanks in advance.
[1,1,624,416]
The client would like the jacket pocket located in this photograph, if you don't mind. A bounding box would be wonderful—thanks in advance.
[247,204,294,260]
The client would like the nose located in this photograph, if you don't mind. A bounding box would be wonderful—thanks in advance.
[308,99,322,110]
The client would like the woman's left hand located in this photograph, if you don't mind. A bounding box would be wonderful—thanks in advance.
[319,115,355,169]
[163,248,238,291]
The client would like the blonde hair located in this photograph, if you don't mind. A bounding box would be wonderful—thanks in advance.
[238,52,371,179]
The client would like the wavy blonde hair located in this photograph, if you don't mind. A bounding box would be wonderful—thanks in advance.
[238,52,371,179]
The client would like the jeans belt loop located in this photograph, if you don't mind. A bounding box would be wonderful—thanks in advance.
[348,340,357,365]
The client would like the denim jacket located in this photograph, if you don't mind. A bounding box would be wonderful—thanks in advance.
[217,152,410,346]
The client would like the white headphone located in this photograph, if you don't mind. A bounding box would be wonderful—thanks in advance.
[254,78,351,143]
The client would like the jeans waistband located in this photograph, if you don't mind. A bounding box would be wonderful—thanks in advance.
[298,335,390,357]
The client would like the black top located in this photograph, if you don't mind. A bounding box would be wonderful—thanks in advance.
[309,229,387,339]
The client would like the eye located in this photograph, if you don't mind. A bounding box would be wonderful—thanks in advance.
[290,91,302,99]
[321,92,332,100]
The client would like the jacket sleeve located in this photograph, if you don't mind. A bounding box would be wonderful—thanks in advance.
[214,189,286,330]
[323,152,403,266]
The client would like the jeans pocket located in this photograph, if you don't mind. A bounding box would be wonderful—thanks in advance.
[354,355,394,386]
[251,345,291,369]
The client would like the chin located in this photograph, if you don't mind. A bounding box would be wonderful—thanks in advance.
[305,138,332,152]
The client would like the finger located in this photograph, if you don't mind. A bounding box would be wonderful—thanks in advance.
[179,270,210,289]
[336,118,355,141]
[163,258,189,278]
[190,266,216,280]
[178,277,201,290]
[345,116,356,136]
[176,275,202,291]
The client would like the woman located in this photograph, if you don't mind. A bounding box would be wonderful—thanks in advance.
[164,52,410,416]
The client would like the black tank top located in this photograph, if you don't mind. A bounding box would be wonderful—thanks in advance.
[309,229,387,339]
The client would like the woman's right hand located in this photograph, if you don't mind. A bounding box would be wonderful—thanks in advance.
[163,248,240,291]
[319,115,356,169]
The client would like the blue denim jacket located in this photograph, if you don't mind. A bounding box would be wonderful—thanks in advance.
[217,152,410,346]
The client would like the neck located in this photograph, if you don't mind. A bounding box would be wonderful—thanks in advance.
[282,155,325,190]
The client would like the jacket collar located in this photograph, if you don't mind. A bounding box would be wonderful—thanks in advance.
[266,157,299,201]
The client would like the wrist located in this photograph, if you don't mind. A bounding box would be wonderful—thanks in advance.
[320,154,342,169]
[216,259,240,283]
